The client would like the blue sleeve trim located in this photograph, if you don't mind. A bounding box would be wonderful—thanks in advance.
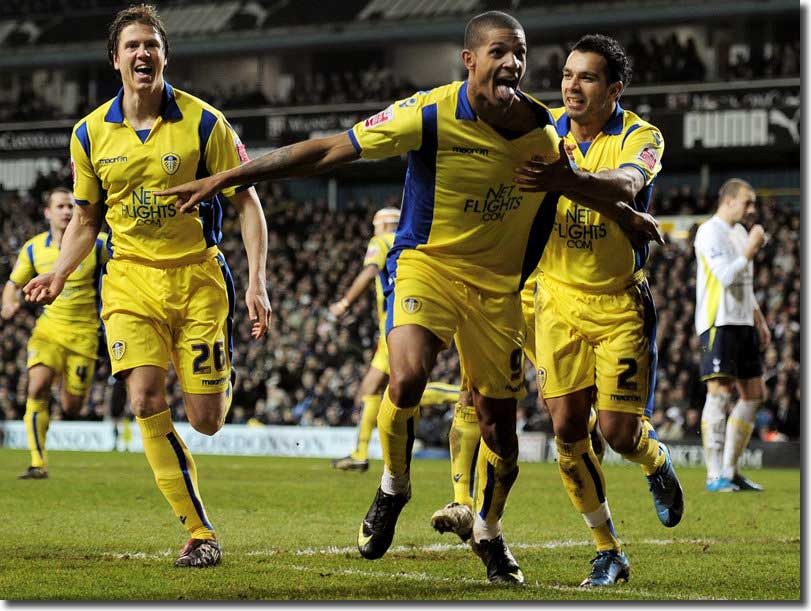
[75,121,91,158]
[620,162,648,183]
[26,244,34,268]
[198,109,218,165]
[74,199,91,206]
[234,183,254,194]
[621,124,641,149]
[347,128,361,154]
[397,104,437,250]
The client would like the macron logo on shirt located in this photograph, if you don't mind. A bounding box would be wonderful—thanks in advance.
[452,146,489,156]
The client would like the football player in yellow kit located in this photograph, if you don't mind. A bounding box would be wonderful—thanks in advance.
[435,35,680,589]
[24,5,270,568]
[157,13,659,584]
[330,207,459,473]
[2,187,107,479]
[514,34,683,587]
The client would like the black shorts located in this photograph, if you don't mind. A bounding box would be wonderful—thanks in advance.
[699,325,763,381]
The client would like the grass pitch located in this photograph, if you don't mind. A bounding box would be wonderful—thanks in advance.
[0,448,800,600]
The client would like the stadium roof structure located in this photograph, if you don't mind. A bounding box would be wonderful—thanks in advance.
[0,0,798,68]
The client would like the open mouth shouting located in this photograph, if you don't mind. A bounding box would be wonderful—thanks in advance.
[133,64,155,82]
[494,74,519,103]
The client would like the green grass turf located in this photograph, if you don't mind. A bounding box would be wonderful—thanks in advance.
[0,448,800,600]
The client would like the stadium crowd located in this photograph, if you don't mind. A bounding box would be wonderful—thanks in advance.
[0,26,800,122]
[0,168,800,444]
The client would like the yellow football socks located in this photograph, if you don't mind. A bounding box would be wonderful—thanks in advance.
[137,409,216,540]
[474,440,518,527]
[420,382,460,406]
[449,402,480,509]
[24,398,49,469]
[623,419,667,476]
[352,394,382,461]
[377,388,419,477]
[556,436,621,552]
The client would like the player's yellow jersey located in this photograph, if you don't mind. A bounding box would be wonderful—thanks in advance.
[363,232,395,334]
[10,230,109,328]
[538,104,664,292]
[349,81,560,294]
[70,83,250,266]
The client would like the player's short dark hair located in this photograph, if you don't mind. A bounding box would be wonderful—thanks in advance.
[44,186,73,207]
[571,34,632,86]
[107,4,169,69]
[718,178,754,204]
[464,11,524,50]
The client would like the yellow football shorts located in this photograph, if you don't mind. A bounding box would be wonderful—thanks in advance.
[370,328,390,375]
[387,253,524,400]
[27,317,98,397]
[533,272,657,417]
[100,250,235,395]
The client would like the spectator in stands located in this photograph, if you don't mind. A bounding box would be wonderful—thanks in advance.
[0,163,800,447]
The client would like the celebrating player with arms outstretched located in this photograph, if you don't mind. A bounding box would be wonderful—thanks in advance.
[157,12,657,584]
[24,4,270,568]
[2,187,107,480]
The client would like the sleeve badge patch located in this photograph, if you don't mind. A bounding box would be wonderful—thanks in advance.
[364,106,394,129]
[638,146,659,171]
[234,134,250,163]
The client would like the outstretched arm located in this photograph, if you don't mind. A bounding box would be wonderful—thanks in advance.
[230,188,272,339]
[23,202,103,304]
[1,281,20,320]
[329,265,379,318]
[156,132,361,213]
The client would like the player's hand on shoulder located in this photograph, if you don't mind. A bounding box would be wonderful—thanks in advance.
[155,175,221,214]
[626,210,664,248]
[514,140,578,193]
[22,272,64,305]
[245,283,271,340]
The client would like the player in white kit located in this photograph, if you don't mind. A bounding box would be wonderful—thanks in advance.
[694,178,770,492]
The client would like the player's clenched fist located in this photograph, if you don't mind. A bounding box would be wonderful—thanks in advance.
[744,224,766,259]
[747,224,766,248]
[23,272,65,305]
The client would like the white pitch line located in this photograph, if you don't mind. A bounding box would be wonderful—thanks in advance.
[107,535,798,561]
[288,535,798,556]
[101,549,725,600]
